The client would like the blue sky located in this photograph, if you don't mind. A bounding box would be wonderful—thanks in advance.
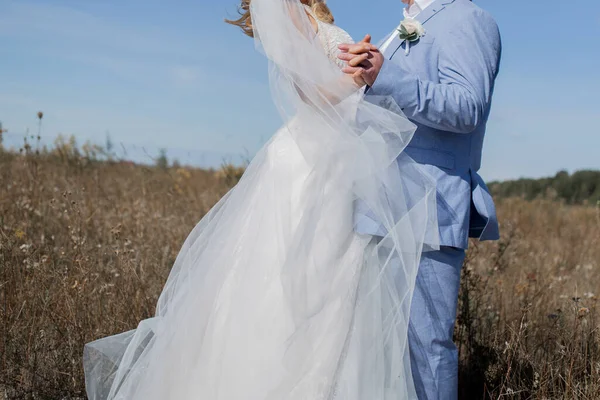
[1,0,599,180]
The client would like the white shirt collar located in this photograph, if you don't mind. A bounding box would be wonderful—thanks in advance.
[404,0,435,19]
[382,0,434,53]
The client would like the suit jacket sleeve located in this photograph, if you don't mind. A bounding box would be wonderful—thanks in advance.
[367,9,502,134]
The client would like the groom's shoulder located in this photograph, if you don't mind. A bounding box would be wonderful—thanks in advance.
[444,0,499,36]
[448,0,498,26]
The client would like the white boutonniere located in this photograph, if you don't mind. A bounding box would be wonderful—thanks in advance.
[397,18,425,55]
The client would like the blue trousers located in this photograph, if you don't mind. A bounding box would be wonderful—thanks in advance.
[408,246,466,400]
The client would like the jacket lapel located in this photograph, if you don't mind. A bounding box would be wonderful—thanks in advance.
[385,0,455,60]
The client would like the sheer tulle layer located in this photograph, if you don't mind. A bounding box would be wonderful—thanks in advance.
[83,0,439,398]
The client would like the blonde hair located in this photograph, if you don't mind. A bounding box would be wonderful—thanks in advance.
[225,0,334,38]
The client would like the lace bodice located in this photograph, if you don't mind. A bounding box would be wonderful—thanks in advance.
[304,5,354,69]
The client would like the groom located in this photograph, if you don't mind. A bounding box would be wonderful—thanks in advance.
[340,0,501,399]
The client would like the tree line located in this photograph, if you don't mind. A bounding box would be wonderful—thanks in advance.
[488,170,600,205]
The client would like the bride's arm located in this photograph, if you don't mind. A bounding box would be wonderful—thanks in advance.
[286,3,365,105]
[299,13,363,104]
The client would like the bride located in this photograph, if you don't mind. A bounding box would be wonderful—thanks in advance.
[83,0,439,399]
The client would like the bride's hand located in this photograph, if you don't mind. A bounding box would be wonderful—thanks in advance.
[338,35,383,87]
[337,35,371,87]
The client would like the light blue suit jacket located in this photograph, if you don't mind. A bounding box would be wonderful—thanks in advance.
[355,0,501,249]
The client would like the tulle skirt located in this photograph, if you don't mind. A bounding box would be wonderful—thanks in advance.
[84,102,438,399]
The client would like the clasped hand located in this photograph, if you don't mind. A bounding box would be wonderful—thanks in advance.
[338,34,384,87]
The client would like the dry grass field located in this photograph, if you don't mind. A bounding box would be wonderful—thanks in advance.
[1,148,599,399]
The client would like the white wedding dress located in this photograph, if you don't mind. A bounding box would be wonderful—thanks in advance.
[83,2,439,399]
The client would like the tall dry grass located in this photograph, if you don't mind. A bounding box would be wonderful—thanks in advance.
[458,198,600,399]
[0,150,230,399]
[1,150,599,399]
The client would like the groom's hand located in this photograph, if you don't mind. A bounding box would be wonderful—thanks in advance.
[338,35,384,87]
